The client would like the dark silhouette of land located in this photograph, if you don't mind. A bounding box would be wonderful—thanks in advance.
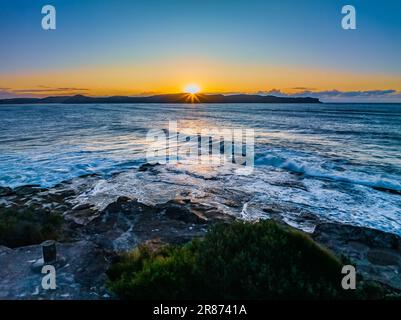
[0,93,321,104]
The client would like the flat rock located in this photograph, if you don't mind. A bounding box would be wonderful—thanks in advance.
[0,187,13,197]
[313,222,401,290]
[0,241,110,299]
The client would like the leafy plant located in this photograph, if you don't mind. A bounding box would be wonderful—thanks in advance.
[108,220,366,299]
[0,206,63,248]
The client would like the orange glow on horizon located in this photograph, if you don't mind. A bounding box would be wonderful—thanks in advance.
[1,57,401,98]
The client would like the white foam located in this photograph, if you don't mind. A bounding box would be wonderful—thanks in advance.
[256,153,401,192]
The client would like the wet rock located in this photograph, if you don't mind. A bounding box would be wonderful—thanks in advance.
[138,162,160,172]
[87,197,211,249]
[313,222,401,290]
[313,223,401,250]
[367,249,400,266]
[101,196,135,213]
[13,185,43,196]
[0,177,237,298]
[373,186,401,196]
[52,189,76,198]
[263,206,283,215]
[0,187,14,197]
[163,202,207,224]
[66,208,99,226]
[72,203,94,211]
[3,174,400,299]
[190,203,234,223]
[261,204,320,234]
[0,246,12,255]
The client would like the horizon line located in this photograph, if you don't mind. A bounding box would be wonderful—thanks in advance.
[1,93,401,104]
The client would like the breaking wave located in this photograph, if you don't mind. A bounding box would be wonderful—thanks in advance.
[256,154,401,194]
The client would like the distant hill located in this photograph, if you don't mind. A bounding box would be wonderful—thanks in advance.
[0,93,321,104]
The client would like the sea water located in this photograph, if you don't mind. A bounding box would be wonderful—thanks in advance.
[0,103,400,234]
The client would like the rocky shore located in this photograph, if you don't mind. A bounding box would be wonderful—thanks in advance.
[0,167,400,299]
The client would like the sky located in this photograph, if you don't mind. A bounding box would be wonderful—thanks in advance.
[0,0,400,102]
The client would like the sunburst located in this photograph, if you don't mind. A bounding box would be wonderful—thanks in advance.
[183,84,201,103]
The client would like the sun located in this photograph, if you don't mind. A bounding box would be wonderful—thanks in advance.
[184,84,201,94]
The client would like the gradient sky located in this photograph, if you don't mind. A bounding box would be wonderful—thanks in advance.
[0,0,400,101]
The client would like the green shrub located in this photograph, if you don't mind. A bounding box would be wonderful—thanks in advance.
[0,206,63,248]
[107,220,362,299]
[107,243,200,299]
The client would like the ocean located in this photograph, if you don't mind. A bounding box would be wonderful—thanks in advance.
[0,103,400,235]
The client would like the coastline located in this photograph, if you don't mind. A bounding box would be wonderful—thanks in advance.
[1,167,400,299]
[0,93,321,105]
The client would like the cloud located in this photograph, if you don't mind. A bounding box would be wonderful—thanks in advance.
[0,88,17,99]
[12,87,89,93]
[257,89,401,102]
[257,89,282,96]
[0,86,89,98]
[289,87,316,91]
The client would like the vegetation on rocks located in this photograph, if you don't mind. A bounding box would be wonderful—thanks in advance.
[0,205,63,248]
[107,220,386,299]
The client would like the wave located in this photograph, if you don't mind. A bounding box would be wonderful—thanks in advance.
[256,154,401,194]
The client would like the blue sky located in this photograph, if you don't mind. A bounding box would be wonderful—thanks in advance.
[0,0,400,101]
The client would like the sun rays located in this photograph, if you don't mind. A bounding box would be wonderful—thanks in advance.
[183,84,201,103]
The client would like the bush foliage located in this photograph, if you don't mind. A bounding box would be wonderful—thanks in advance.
[108,220,365,299]
[0,206,63,248]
